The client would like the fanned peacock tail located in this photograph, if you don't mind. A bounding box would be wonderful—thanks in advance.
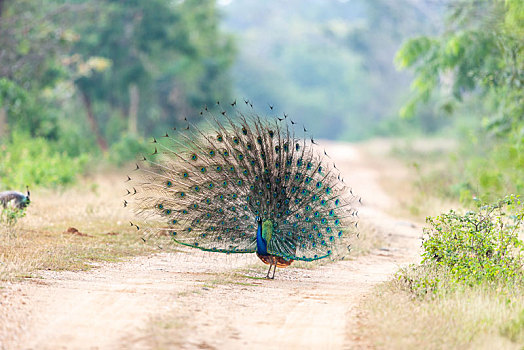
[127,102,359,263]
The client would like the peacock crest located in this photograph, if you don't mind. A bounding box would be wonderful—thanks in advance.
[127,101,359,277]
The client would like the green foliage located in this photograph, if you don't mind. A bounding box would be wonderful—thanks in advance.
[108,134,151,167]
[73,0,235,138]
[396,0,524,201]
[0,206,27,227]
[399,196,524,297]
[396,0,523,130]
[0,132,89,189]
[422,196,523,284]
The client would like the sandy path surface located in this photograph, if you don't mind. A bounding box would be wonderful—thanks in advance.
[0,143,422,349]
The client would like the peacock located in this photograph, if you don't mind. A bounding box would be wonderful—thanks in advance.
[128,102,359,278]
[0,187,30,210]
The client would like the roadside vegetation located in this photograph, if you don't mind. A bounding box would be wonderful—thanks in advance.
[361,1,524,348]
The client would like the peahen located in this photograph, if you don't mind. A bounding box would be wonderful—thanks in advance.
[128,102,359,278]
[0,187,30,209]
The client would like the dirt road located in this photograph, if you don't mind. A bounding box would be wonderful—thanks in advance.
[1,143,422,349]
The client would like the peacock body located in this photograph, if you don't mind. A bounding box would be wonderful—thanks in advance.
[0,188,30,210]
[129,103,358,278]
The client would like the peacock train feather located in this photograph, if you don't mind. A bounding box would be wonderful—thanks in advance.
[127,102,359,278]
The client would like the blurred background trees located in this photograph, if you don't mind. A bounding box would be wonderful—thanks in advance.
[0,0,521,204]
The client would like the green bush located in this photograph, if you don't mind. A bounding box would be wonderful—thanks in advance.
[423,196,524,285]
[0,132,89,189]
[399,196,524,296]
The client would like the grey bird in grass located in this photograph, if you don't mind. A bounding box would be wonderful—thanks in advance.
[0,187,30,209]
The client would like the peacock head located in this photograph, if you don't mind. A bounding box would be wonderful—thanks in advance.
[25,186,30,205]
[255,216,273,243]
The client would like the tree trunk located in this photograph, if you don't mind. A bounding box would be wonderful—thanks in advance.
[80,91,108,151]
[128,83,139,135]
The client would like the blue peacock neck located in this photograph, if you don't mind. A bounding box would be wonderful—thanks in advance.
[256,220,267,254]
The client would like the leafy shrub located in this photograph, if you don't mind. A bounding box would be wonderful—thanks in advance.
[0,206,27,237]
[399,196,524,296]
[422,196,523,285]
[0,131,89,189]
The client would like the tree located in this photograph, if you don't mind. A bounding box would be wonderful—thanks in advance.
[396,0,523,134]
[72,0,235,150]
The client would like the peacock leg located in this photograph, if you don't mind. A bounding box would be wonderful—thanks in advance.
[271,264,277,279]
[266,264,273,279]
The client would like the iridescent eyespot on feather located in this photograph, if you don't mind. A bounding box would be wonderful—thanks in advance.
[242,127,248,135]
[182,172,189,178]
[191,154,198,161]
[205,198,211,204]
[172,219,177,224]
[223,150,229,156]
[326,227,332,233]
[317,166,322,173]
[217,134,224,142]
[257,136,262,144]
[237,153,244,161]
[222,181,228,187]
[193,204,199,209]
[165,209,172,215]
[208,183,214,189]
[275,145,280,153]
[283,143,289,151]
[237,179,243,186]
[297,159,303,167]
[329,236,334,242]
[338,230,343,237]
[305,205,311,211]
[166,181,172,187]
[329,209,335,216]
[316,181,322,188]
[296,143,300,151]
[246,143,253,150]
[157,204,164,209]
[229,166,235,172]
[334,219,340,226]
[233,136,240,144]
[268,130,274,138]
[209,150,216,157]
[179,192,185,198]
[314,211,320,217]
[307,162,312,170]
[200,167,207,173]
[335,199,340,206]
[216,166,222,172]
[326,187,332,194]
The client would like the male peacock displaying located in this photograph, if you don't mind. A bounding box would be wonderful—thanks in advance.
[128,102,359,278]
